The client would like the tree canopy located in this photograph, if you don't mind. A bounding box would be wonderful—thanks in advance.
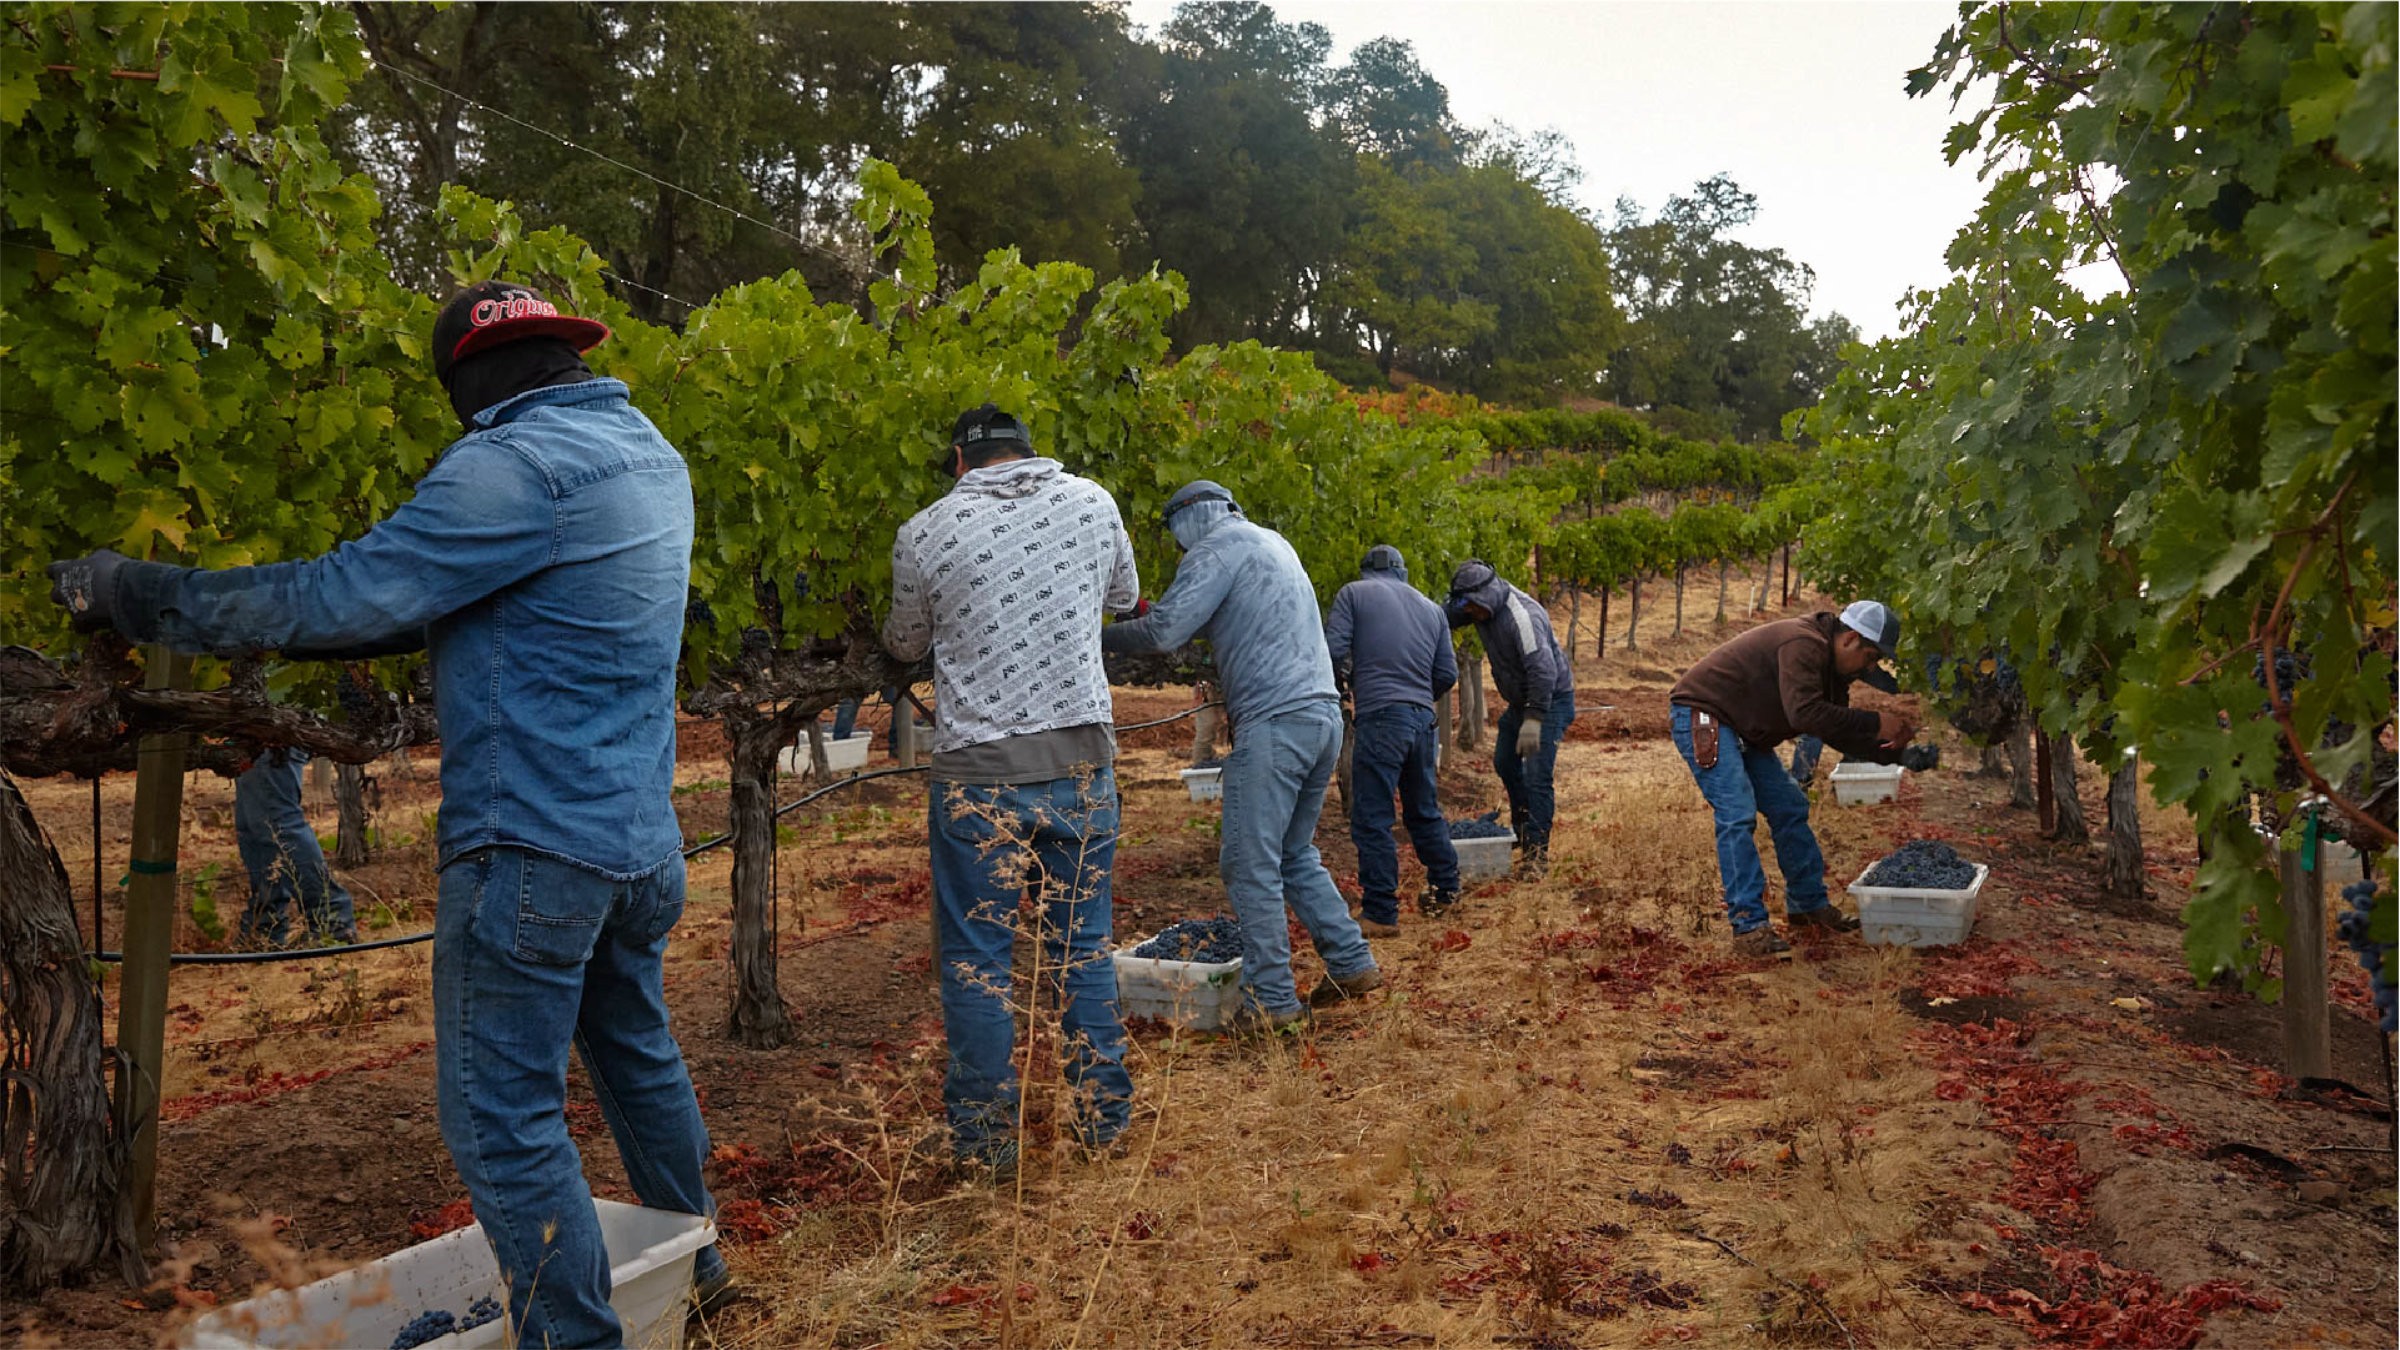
[323,1,1849,426]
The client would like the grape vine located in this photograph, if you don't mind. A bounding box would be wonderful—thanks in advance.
[1799,2,2396,980]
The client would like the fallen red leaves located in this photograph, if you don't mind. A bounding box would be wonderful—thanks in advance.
[1918,1019,2094,1226]
[1955,1244,2280,1347]
[840,868,931,926]
[1921,1019,2280,1346]
[1430,929,1473,952]
[160,1041,434,1122]
[408,1196,475,1240]
[1916,940,2045,999]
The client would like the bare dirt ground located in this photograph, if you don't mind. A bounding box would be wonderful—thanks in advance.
[5,568,2392,1349]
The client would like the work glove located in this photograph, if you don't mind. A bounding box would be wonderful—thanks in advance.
[46,550,133,634]
[1115,597,1151,620]
[1515,717,1542,758]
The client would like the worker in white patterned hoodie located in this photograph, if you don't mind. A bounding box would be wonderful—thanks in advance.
[884,403,1139,1174]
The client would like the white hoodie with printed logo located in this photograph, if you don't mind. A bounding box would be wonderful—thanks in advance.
[883,458,1138,758]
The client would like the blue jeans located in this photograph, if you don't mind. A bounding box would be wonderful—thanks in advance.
[1669,705,1832,934]
[1788,735,1825,786]
[434,848,724,1349]
[233,751,355,946]
[1493,691,1575,850]
[927,770,1132,1158]
[1348,704,1458,923]
[1221,701,1377,1015]
[829,696,862,741]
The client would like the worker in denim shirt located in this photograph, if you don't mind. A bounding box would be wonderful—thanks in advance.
[50,282,726,1347]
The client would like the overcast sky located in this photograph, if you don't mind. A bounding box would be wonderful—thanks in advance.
[1124,1,1992,340]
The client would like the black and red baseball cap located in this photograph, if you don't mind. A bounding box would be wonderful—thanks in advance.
[431,281,611,382]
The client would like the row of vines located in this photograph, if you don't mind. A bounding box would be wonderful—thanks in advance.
[1790,2,2395,989]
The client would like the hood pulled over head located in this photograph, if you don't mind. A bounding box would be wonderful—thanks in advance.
[1448,559,1509,614]
[1164,479,1240,550]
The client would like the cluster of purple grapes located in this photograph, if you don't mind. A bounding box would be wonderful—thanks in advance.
[1447,811,1511,840]
[1130,917,1243,964]
[1861,839,1978,890]
[388,1295,501,1350]
[2335,876,2394,1034]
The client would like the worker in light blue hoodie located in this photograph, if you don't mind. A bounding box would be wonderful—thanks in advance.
[1447,560,1576,878]
[1103,482,1382,1033]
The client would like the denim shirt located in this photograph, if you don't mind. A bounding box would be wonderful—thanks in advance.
[121,379,694,879]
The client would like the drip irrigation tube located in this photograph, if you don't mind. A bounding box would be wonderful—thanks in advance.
[84,703,1220,966]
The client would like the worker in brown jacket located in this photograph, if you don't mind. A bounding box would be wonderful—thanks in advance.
[1669,602,1916,956]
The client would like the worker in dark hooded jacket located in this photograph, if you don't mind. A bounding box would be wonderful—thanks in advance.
[1669,601,1916,956]
[1445,561,1576,877]
[1104,482,1382,1031]
[1326,545,1460,936]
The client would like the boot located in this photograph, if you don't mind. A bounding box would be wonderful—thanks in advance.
[1788,906,1861,935]
[1359,918,1403,938]
[1733,926,1792,958]
[1307,966,1386,1008]
[1512,836,1550,881]
[1416,886,1462,917]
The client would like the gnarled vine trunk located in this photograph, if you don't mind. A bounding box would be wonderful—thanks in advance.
[724,709,804,1049]
[1671,567,1686,637]
[2002,725,2036,809]
[0,770,138,1292]
[1596,587,1610,658]
[1624,579,1643,651]
[2106,757,2145,897]
[1189,684,1224,767]
[2049,733,2091,845]
[1715,559,1730,623]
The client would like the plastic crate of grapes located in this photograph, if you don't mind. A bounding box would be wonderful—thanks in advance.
[1113,924,1244,1031]
[182,1198,713,1349]
[1827,761,1904,806]
[1848,863,1989,947]
[1447,817,1516,883]
[1179,766,1223,802]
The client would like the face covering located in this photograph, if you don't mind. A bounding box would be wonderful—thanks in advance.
[443,336,595,429]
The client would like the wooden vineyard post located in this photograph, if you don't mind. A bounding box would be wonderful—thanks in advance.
[803,720,832,781]
[1433,686,1452,771]
[2281,810,2333,1080]
[1458,655,1485,750]
[113,646,192,1257]
[896,692,920,769]
[2034,728,2057,836]
[333,761,370,867]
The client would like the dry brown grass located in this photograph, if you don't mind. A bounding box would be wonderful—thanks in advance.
[698,579,2017,1349]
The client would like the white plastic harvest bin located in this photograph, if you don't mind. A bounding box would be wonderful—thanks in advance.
[778,731,874,777]
[1450,832,1516,883]
[183,1198,714,1350]
[1827,761,1904,806]
[1113,935,1243,1031]
[1849,862,1990,947]
[1179,766,1224,802]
